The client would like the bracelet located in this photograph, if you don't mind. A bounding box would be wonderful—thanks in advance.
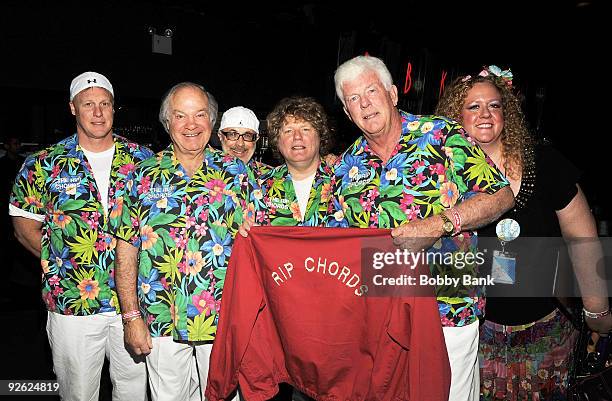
[121,310,141,321]
[449,208,462,234]
[583,308,611,319]
[122,316,142,325]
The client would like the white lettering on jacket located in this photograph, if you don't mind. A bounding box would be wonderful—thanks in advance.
[271,257,362,296]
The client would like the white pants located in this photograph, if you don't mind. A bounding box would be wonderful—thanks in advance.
[46,311,148,401]
[147,336,239,401]
[442,321,480,401]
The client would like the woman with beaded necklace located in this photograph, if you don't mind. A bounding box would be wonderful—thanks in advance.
[436,66,612,400]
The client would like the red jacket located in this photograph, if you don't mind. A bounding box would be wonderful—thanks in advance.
[206,226,450,401]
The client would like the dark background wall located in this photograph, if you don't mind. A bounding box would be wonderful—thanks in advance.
[0,0,608,218]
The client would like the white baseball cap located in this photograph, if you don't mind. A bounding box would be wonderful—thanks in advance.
[219,106,259,134]
[69,71,114,101]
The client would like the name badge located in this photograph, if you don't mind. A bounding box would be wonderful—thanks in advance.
[491,218,520,284]
[491,250,517,284]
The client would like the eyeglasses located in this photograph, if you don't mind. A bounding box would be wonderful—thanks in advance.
[220,130,258,142]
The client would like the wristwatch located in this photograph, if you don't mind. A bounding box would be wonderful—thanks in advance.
[440,213,455,236]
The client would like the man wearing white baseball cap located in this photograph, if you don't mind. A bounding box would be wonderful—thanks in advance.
[69,71,114,102]
[9,71,151,400]
[218,106,271,180]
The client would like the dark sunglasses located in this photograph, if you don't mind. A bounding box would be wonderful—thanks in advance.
[220,130,258,142]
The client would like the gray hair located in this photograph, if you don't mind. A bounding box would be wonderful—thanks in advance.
[158,82,218,133]
[333,56,394,106]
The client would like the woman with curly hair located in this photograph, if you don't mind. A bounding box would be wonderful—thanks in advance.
[436,67,612,400]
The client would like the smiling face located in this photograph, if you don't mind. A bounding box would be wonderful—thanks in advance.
[341,70,399,141]
[218,127,258,163]
[70,86,114,150]
[167,86,212,161]
[277,116,320,173]
[460,82,505,149]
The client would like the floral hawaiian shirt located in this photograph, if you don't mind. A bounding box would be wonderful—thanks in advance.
[259,160,333,227]
[247,159,272,183]
[110,145,258,341]
[9,134,153,315]
[328,111,508,327]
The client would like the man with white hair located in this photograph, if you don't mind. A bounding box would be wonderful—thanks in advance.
[329,55,514,401]
[9,71,151,400]
[112,82,256,401]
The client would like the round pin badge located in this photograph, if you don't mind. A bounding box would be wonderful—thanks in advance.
[495,218,521,242]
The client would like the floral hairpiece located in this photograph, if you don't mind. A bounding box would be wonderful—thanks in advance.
[461,65,513,87]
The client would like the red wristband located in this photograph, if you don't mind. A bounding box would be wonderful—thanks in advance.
[449,208,462,234]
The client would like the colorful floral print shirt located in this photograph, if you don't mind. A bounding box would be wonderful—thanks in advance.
[328,111,508,327]
[110,145,258,341]
[9,134,153,315]
[259,160,333,227]
[247,159,272,183]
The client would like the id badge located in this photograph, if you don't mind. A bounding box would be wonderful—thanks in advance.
[491,250,516,284]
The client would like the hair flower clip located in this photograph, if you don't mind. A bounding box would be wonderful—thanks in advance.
[479,65,513,87]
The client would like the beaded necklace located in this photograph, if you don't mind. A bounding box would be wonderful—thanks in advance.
[513,147,536,212]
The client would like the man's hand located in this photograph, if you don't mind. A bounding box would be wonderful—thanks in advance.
[115,239,152,354]
[238,219,257,237]
[124,318,153,356]
[323,153,339,165]
[390,217,442,252]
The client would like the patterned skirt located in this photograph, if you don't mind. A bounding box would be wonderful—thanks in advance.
[479,308,578,401]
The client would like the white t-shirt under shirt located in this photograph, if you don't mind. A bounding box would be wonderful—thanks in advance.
[82,145,115,213]
[9,145,116,220]
[292,172,316,222]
